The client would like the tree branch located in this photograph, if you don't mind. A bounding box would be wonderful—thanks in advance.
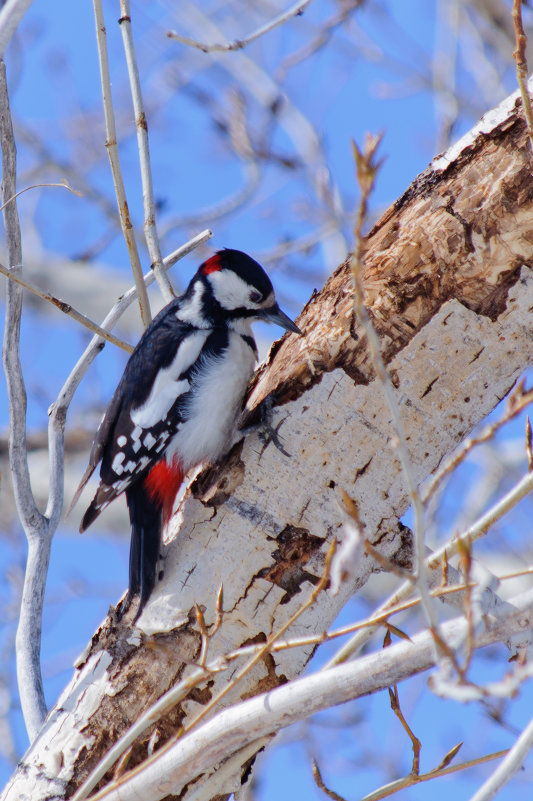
[0,0,34,58]
[168,0,313,52]
[0,261,134,353]
[92,0,152,327]
[0,59,48,740]
[118,1,174,302]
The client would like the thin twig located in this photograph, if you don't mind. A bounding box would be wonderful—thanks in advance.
[526,416,533,470]
[358,748,508,801]
[312,758,348,801]
[458,538,475,677]
[0,59,48,740]
[0,261,133,353]
[350,134,442,649]
[118,1,174,302]
[92,0,152,327]
[512,0,533,154]
[168,0,312,52]
[0,180,82,212]
[0,0,35,58]
[388,682,421,775]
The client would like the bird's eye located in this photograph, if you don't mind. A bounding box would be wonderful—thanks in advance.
[249,290,262,304]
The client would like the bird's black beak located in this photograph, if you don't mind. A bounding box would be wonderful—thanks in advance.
[262,304,302,335]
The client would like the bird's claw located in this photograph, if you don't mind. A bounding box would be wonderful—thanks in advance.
[242,396,292,458]
[258,418,291,458]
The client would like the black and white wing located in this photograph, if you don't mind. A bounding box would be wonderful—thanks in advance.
[71,302,205,530]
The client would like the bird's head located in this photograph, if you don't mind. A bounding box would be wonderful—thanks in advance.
[187,249,301,334]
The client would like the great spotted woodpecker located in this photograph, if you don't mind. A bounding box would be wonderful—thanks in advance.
[71,249,301,619]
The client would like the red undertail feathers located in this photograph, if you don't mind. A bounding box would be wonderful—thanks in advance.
[144,459,184,522]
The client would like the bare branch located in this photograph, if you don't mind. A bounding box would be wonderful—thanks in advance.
[358,748,508,801]
[118,2,174,302]
[92,0,152,327]
[168,0,313,52]
[512,0,533,154]
[0,261,133,353]
[312,758,348,801]
[0,180,81,211]
[0,0,34,58]
[0,59,48,740]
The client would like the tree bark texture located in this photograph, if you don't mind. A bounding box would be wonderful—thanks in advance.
[3,87,533,801]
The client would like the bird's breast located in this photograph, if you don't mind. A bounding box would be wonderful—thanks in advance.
[166,331,257,469]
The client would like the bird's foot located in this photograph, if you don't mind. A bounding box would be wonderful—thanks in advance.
[241,395,292,459]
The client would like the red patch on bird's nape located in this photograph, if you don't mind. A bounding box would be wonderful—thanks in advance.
[145,458,184,523]
[201,253,223,275]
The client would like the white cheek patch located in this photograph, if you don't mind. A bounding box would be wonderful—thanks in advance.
[131,331,208,428]
[177,282,208,327]
[208,269,265,311]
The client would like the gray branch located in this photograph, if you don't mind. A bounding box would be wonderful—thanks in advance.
[0,60,48,740]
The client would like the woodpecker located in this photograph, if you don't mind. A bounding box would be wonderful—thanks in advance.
[71,249,301,620]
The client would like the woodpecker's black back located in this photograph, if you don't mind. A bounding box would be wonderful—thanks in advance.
[72,248,301,622]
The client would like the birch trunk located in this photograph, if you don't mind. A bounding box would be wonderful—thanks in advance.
[3,84,533,801]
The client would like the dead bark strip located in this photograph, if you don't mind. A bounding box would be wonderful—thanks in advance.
[3,87,533,801]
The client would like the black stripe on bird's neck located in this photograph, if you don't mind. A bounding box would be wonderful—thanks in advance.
[240,333,258,356]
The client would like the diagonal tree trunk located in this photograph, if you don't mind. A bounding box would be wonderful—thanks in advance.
[3,84,533,801]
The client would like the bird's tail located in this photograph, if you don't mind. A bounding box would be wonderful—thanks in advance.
[124,458,184,621]
[125,483,163,621]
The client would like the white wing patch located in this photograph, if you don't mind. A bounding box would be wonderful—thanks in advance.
[143,431,156,449]
[112,452,125,475]
[131,331,208,428]
[131,425,143,453]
